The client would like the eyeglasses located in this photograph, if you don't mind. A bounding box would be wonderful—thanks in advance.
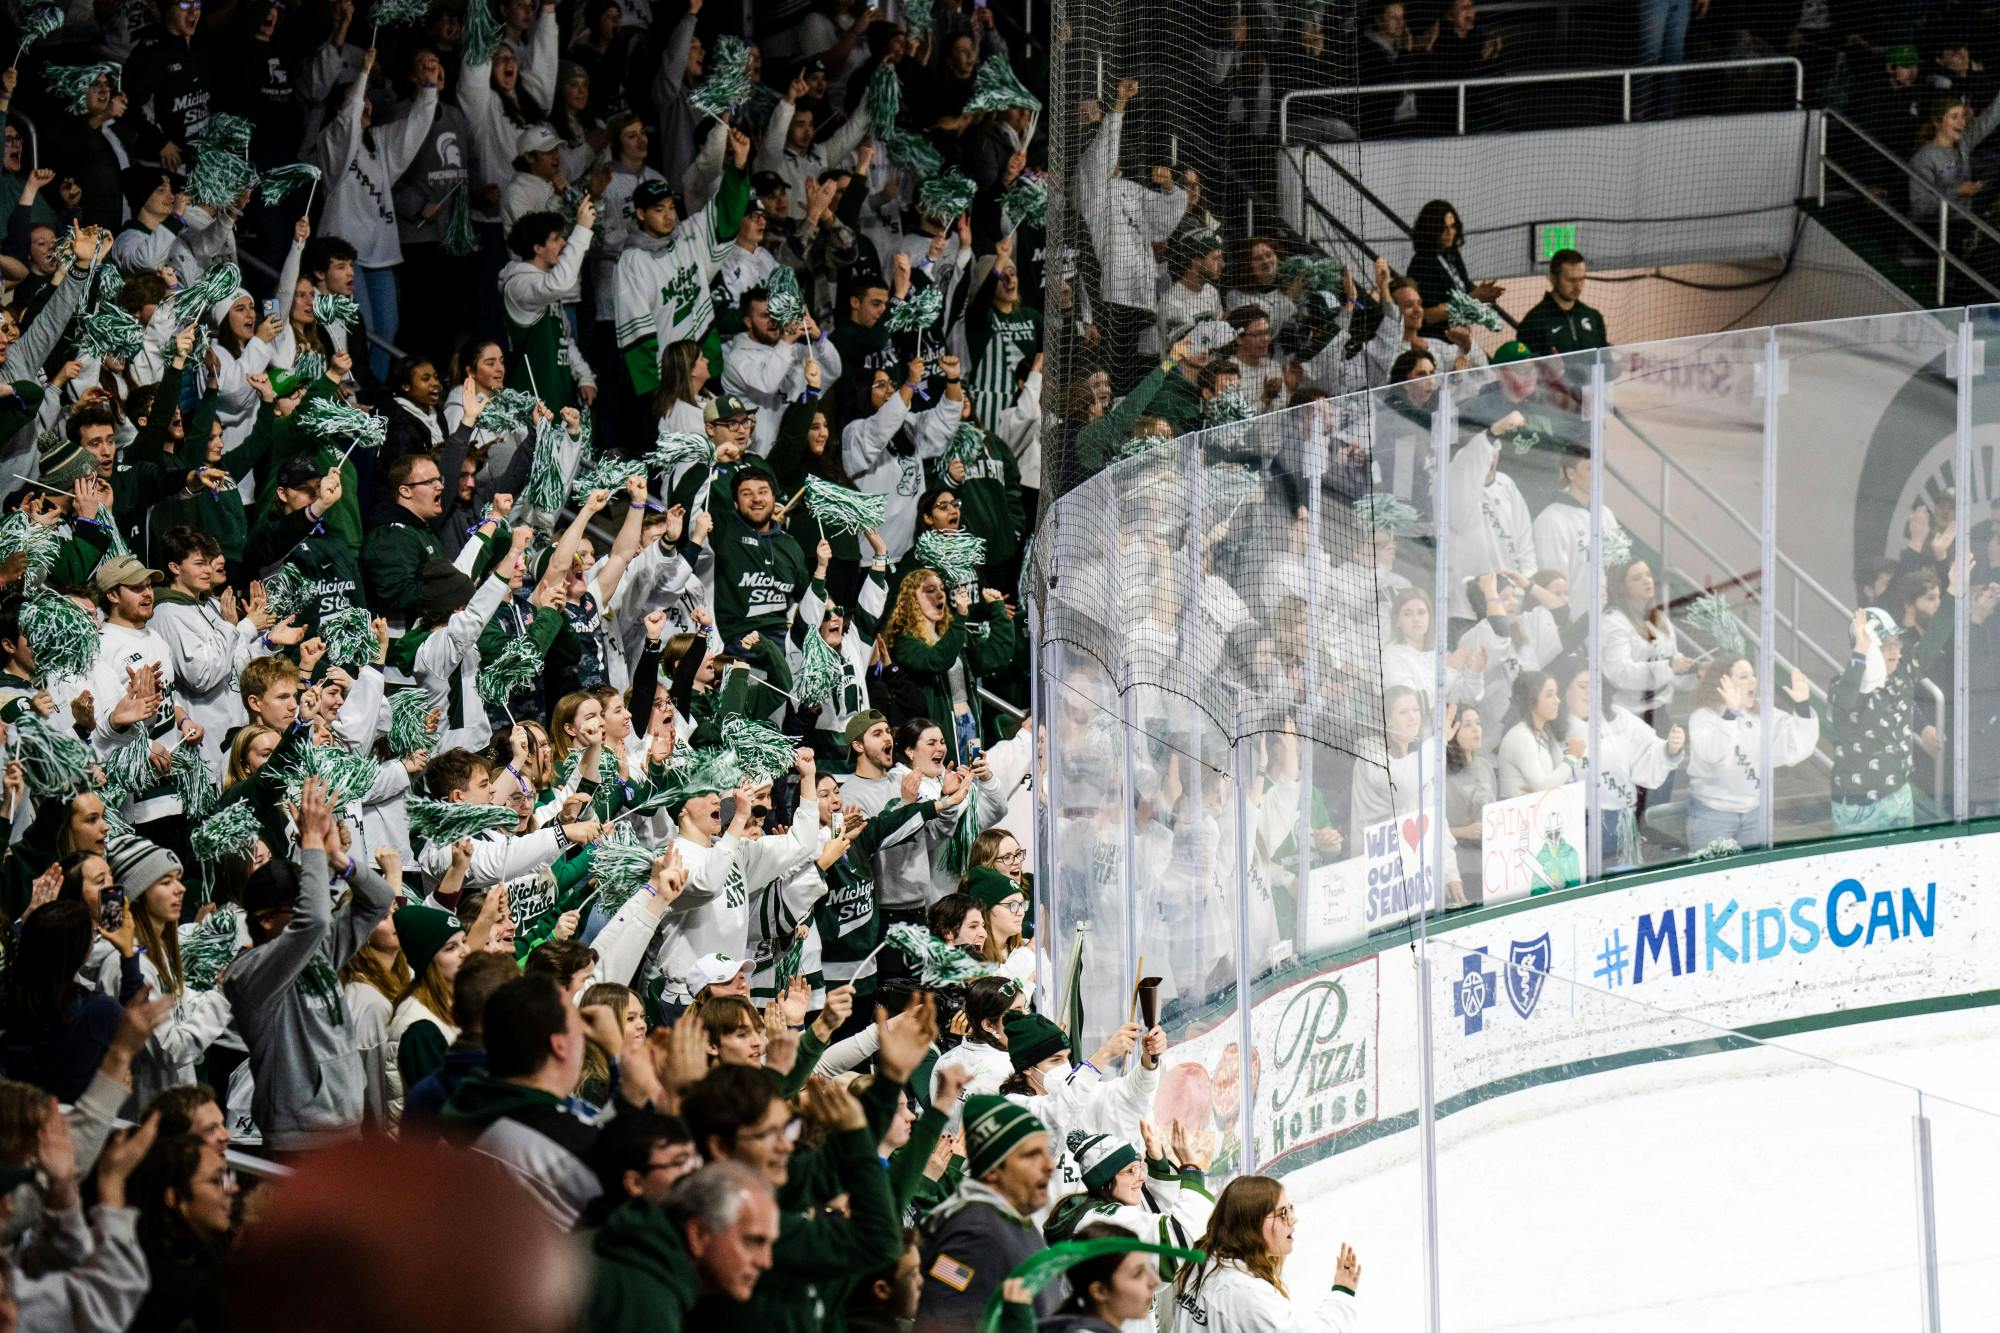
[993,850,1026,865]
[993,896,1027,913]
[408,475,445,489]
[1273,1205,1297,1223]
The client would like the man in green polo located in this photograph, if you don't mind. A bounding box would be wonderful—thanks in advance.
[1515,249,1608,357]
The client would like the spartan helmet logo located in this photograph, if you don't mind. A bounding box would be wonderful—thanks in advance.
[436,131,463,169]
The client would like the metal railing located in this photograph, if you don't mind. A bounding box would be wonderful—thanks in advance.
[1814,108,2000,307]
[1279,55,1805,144]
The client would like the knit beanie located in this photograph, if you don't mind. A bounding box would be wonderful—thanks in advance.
[36,430,94,490]
[416,558,477,624]
[209,287,251,327]
[105,833,183,898]
[964,866,1019,911]
[961,1094,1046,1180]
[1004,1011,1068,1072]
[1067,1130,1139,1194]
[393,905,466,980]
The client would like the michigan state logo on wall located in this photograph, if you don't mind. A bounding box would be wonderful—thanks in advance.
[1855,316,2000,569]
[1507,932,1552,1018]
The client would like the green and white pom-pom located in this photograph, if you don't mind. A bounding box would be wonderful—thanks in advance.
[14,4,62,56]
[387,690,438,758]
[195,113,255,158]
[258,162,321,204]
[294,349,327,384]
[298,397,388,453]
[12,712,92,796]
[1002,175,1047,230]
[1114,433,1166,462]
[171,744,214,819]
[656,746,743,806]
[688,35,751,119]
[1691,838,1741,862]
[1599,520,1634,569]
[371,0,432,26]
[46,63,117,115]
[764,264,806,330]
[915,529,985,590]
[477,636,543,705]
[102,732,160,809]
[0,511,61,585]
[883,282,943,333]
[648,429,714,475]
[720,715,796,786]
[866,63,903,131]
[941,422,989,471]
[318,605,378,669]
[1203,387,1251,427]
[902,0,934,39]
[180,909,243,991]
[171,262,242,327]
[313,291,360,329]
[802,476,885,536]
[440,184,477,257]
[961,57,1043,114]
[20,593,98,684]
[477,387,539,435]
[522,416,574,514]
[882,126,942,177]
[408,796,519,844]
[588,827,662,914]
[917,169,976,222]
[1445,289,1504,333]
[258,564,312,623]
[552,183,586,226]
[461,0,502,64]
[569,457,648,502]
[1683,591,1746,659]
[1351,492,1422,535]
[792,625,845,711]
[190,802,262,863]
[274,743,379,812]
[881,922,996,985]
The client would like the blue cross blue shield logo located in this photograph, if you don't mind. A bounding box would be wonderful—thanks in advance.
[1452,949,1497,1035]
[1507,933,1552,1019]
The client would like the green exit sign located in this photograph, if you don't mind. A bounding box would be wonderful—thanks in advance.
[1536,222,1579,262]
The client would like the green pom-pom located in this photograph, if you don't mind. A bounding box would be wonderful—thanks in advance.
[187,149,257,208]
[1600,521,1634,569]
[1002,176,1047,230]
[570,457,648,502]
[273,743,380,813]
[882,282,943,332]
[882,922,996,985]
[20,593,99,684]
[902,0,934,39]
[914,529,985,590]
[648,429,714,475]
[587,827,661,915]
[259,564,313,623]
[387,690,439,758]
[179,908,243,991]
[961,58,1042,115]
[440,184,477,257]
[1202,387,1250,427]
[317,605,377,669]
[12,712,92,796]
[1691,838,1741,862]
[171,263,242,327]
[171,744,214,819]
[191,802,263,864]
[46,63,118,115]
[461,0,502,64]
[764,264,806,330]
[258,162,321,204]
[1351,493,1422,535]
[1683,591,1745,658]
[294,349,327,384]
[656,746,743,806]
[15,4,62,53]
[866,64,903,130]
[477,636,543,705]
[942,422,988,470]
[477,388,539,435]
[370,0,432,26]
[793,623,845,711]
[801,476,885,537]
[689,35,752,119]
[297,397,388,453]
[0,512,62,587]
[194,114,255,158]
[407,796,519,843]
[881,127,942,177]
[313,291,360,329]
[917,169,976,222]
[720,715,797,786]
[78,302,146,361]
[1445,289,1504,332]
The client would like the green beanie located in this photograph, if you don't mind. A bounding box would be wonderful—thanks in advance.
[1068,1130,1140,1194]
[964,866,1020,911]
[962,1094,1046,1180]
[394,905,466,980]
[1005,1011,1068,1072]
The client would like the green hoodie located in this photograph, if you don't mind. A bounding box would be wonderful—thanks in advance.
[585,1199,701,1333]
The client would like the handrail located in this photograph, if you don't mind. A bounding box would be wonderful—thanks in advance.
[1918,676,1946,805]
[1304,145,1413,241]
[1816,108,2000,306]
[1279,55,1806,144]
[979,684,1027,723]
[236,248,409,364]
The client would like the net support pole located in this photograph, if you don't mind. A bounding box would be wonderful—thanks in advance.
[1912,1095,1943,1333]
[1119,690,1141,1035]
[1758,330,1780,850]
[1297,420,1326,949]
[1229,699,1258,1173]
[1952,313,1973,823]
[1026,595,1058,1003]
[1586,353,1606,879]
[1418,374,1452,1333]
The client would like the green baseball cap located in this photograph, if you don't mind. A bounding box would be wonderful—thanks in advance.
[1492,340,1536,365]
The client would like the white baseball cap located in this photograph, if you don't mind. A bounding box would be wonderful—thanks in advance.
[690,952,752,992]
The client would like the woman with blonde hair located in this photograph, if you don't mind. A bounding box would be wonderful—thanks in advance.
[341,908,412,1128]
[873,567,1018,766]
[1170,1174,1362,1331]
[576,981,644,1105]
[226,725,280,787]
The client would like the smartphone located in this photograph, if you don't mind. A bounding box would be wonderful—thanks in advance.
[100,885,126,934]
[262,297,281,322]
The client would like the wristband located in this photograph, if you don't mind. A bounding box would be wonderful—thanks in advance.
[628,502,647,510]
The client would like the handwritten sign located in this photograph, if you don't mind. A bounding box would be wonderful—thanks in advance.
[1480,782,1587,905]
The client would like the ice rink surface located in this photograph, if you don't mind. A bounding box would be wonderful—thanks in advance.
[1280,1006,2000,1331]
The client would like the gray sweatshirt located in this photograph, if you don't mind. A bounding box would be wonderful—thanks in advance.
[223,850,394,1151]
[1908,93,2000,219]
[838,769,969,911]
